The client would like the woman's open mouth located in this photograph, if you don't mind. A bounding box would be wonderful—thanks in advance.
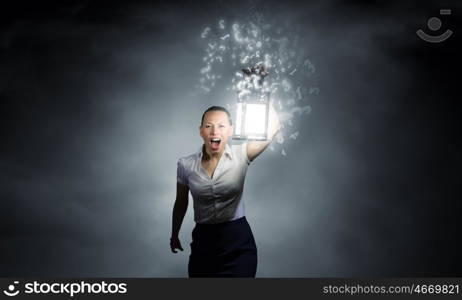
[210,138,221,151]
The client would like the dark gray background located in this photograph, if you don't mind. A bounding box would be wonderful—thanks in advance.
[1,0,461,277]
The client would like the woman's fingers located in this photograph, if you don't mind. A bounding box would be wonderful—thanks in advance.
[170,239,184,253]
[267,102,281,139]
[175,241,184,251]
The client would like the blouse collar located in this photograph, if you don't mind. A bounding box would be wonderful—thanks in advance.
[197,143,233,160]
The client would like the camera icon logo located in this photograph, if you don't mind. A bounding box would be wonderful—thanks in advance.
[417,9,453,43]
[3,281,20,297]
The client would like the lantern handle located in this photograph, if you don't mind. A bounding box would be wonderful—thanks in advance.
[241,64,268,78]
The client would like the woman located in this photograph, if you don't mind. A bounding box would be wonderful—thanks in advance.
[170,103,280,277]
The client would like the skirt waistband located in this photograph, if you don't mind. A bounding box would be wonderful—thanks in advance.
[195,216,247,228]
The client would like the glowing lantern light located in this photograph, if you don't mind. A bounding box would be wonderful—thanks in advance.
[233,65,270,141]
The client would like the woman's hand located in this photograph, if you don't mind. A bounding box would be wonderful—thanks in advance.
[170,236,184,253]
[246,101,281,162]
[267,101,281,139]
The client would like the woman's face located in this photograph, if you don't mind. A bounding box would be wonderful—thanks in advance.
[199,110,233,154]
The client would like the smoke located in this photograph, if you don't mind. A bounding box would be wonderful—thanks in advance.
[197,14,319,155]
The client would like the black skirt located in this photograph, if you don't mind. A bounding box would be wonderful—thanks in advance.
[188,216,257,278]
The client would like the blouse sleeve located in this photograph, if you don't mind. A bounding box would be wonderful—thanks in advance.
[241,142,250,165]
[177,158,188,186]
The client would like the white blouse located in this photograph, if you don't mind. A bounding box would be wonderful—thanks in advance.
[177,143,250,224]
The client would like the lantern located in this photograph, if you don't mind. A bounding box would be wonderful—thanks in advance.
[233,65,270,141]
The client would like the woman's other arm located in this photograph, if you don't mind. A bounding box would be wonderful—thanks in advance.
[170,182,189,253]
[246,101,281,162]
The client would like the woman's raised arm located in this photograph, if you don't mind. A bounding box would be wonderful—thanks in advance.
[246,102,281,162]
